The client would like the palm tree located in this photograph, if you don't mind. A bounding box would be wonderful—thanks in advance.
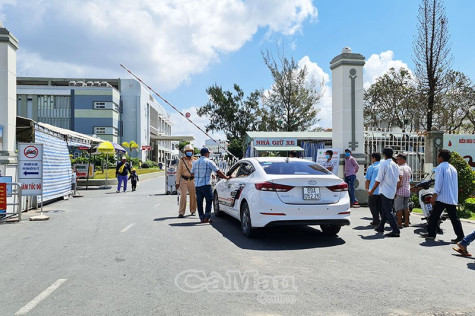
[121,141,139,161]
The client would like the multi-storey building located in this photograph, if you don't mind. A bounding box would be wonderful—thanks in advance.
[16,77,173,162]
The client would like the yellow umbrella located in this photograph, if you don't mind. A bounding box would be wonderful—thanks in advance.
[97,141,116,155]
[96,141,117,188]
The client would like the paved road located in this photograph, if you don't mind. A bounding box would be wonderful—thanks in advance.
[1,175,474,316]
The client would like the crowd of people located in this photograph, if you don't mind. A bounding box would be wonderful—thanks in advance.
[361,147,474,256]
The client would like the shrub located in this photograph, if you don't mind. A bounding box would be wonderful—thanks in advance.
[449,151,475,205]
[464,198,475,213]
[410,193,420,208]
[145,159,158,168]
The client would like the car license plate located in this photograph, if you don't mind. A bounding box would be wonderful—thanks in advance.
[303,187,320,200]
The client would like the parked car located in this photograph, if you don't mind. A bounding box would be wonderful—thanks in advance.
[213,157,350,237]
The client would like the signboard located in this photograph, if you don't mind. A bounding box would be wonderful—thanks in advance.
[0,176,13,197]
[316,148,340,175]
[78,146,90,151]
[444,135,475,170]
[0,183,6,213]
[253,138,297,147]
[18,143,43,196]
[142,145,152,151]
[73,164,94,178]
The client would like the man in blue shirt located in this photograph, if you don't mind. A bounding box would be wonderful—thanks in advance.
[365,152,381,226]
[420,149,465,243]
[191,147,229,223]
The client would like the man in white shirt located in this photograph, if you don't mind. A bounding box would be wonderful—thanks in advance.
[368,147,401,237]
[420,149,465,242]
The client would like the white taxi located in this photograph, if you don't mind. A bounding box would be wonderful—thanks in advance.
[213,157,350,237]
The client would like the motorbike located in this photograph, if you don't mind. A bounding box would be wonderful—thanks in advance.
[409,174,447,233]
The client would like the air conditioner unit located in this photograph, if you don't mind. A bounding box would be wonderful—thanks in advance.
[69,81,76,86]
[100,81,108,87]
[86,81,94,86]
[76,81,86,86]
[93,81,101,86]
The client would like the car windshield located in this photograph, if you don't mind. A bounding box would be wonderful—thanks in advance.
[259,160,331,175]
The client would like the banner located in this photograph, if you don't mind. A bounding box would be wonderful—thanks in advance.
[316,148,340,175]
[444,135,475,170]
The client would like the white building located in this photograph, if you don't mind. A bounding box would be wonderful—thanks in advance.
[205,139,228,156]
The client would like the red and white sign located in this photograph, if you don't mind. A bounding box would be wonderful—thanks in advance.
[18,143,43,196]
[444,135,475,170]
[142,145,152,151]
[0,183,7,212]
[185,112,191,118]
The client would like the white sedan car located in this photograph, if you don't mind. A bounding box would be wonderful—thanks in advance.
[213,157,350,237]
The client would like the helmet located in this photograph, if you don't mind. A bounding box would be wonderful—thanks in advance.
[183,144,194,152]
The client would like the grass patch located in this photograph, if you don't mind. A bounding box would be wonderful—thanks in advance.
[412,207,475,220]
[91,168,163,179]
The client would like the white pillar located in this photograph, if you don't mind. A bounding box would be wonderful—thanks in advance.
[330,47,367,201]
[0,23,19,168]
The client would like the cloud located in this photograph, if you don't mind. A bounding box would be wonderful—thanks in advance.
[298,56,331,128]
[2,0,317,92]
[169,106,226,148]
[363,50,412,89]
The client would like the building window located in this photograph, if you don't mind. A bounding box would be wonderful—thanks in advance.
[94,126,118,136]
[94,101,119,111]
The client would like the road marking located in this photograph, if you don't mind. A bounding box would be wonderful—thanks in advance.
[120,223,135,232]
[15,279,67,315]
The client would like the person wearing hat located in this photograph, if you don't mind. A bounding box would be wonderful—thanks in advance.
[116,156,131,193]
[344,148,360,207]
[175,144,197,218]
[128,168,139,192]
[191,147,229,223]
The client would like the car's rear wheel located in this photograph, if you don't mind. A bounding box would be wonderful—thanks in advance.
[240,202,255,238]
[213,191,223,217]
[320,224,341,236]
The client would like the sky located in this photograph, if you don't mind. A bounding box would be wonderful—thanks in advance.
[1,0,474,147]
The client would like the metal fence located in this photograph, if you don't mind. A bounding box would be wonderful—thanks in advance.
[364,128,426,182]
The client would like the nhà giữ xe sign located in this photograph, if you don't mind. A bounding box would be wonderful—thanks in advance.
[253,138,297,146]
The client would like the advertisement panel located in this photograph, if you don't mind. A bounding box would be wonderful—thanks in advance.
[444,135,475,170]
[316,148,340,175]
[73,164,94,178]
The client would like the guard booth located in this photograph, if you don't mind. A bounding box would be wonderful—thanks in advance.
[244,131,332,160]
[152,135,195,195]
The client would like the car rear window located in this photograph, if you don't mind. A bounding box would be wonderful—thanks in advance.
[259,161,331,175]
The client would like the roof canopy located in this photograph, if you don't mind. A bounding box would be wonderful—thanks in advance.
[254,145,304,152]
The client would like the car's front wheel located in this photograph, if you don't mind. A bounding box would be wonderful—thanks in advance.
[213,191,223,217]
[240,202,255,238]
[320,224,341,236]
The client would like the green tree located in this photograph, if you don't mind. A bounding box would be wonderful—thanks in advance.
[177,141,190,152]
[364,67,421,131]
[434,70,475,133]
[197,84,264,157]
[413,0,452,131]
[261,50,322,131]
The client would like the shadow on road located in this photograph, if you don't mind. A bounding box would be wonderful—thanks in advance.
[352,225,375,231]
[208,213,346,251]
[154,215,196,222]
[419,239,451,247]
[359,233,385,240]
